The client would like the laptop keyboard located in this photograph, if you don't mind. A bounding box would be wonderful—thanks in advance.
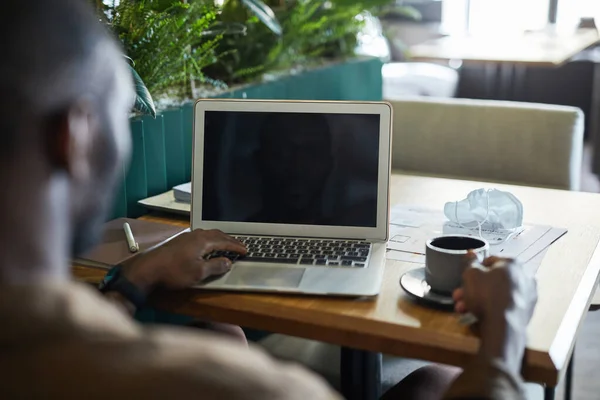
[217,236,372,268]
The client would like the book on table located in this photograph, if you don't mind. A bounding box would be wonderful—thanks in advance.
[74,217,188,269]
[173,182,191,203]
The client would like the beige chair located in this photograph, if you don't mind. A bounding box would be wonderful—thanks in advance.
[389,97,585,190]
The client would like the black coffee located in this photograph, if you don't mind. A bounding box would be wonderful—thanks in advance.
[430,236,486,251]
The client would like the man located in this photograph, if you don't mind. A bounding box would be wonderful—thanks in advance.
[0,1,327,398]
[0,0,536,399]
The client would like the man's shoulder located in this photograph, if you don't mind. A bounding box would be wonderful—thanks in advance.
[0,281,339,399]
[0,280,139,344]
[10,324,339,399]
[129,327,341,399]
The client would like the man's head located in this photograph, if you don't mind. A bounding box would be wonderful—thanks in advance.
[0,0,134,259]
[256,113,333,214]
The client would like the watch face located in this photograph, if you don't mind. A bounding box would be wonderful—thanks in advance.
[98,277,110,290]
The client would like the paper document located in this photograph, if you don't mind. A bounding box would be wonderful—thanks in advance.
[390,205,443,229]
[387,204,566,264]
[389,207,445,254]
[524,248,547,274]
[138,190,191,215]
[386,250,426,264]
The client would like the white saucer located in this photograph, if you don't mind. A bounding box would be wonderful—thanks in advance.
[399,267,455,309]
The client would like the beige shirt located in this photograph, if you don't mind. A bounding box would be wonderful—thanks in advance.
[0,281,524,400]
[0,281,340,399]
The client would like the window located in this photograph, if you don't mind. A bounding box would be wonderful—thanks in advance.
[557,0,600,29]
[441,0,469,35]
[469,0,548,35]
[442,0,600,35]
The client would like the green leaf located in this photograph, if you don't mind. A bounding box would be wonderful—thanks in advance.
[330,0,386,5]
[240,0,283,36]
[201,22,248,37]
[379,5,422,20]
[128,63,156,118]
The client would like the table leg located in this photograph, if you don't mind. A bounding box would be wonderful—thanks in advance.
[483,63,498,99]
[340,348,382,400]
[544,385,556,400]
[544,347,574,400]
[590,63,600,175]
[512,64,527,101]
[483,63,523,101]
[498,63,515,100]
[565,348,574,400]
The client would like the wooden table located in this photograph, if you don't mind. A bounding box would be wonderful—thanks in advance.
[410,29,600,102]
[74,174,600,400]
[410,29,600,67]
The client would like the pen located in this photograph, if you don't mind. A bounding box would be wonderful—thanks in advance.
[123,222,139,253]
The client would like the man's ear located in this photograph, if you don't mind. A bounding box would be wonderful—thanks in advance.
[50,100,96,181]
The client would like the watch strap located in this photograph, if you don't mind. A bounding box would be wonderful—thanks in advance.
[99,265,147,309]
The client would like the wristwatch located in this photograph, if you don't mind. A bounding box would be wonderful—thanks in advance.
[98,265,147,309]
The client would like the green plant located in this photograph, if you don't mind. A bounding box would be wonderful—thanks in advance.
[126,57,157,118]
[208,0,400,84]
[378,2,421,20]
[203,0,283,83]
[280,0,370,63]
[97,0,411,107]
[104,0,224,101]
[377,1,422,59]
[94,2,157,117]
[97,0,283,102]
[239,0,283,35]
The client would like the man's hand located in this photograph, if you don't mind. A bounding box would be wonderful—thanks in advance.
[120,229,247,295]
[453,256,537,324]
[452,256,537,373]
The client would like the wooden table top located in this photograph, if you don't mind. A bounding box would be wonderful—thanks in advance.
[73,173,600,386]
[409,29,600,66]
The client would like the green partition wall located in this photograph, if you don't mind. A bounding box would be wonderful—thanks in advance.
[111,57,383,218]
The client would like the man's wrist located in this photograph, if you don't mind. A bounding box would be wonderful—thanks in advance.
[99,265,149,309]
[480,312,527,374]
[120,251,165,295]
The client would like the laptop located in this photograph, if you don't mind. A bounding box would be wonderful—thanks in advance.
[191,100,392,296]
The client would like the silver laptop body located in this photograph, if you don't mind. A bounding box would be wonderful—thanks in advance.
[190,99,392,297]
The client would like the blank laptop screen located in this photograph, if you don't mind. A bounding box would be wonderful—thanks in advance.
[201,111,380,227]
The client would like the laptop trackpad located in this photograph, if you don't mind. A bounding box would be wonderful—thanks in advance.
[225,266,305,288]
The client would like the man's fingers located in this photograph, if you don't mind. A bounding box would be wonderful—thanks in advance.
[210,229,246,247]
[205,239,247,255]
[201,257,233,280]
[452,288,464,302]
[454,301,467,314]
[193,229,247,255]
[481,256,505,267]
[207,230,247,249]
[463,264,484,285]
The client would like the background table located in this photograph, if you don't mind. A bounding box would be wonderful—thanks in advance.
[74,174,600,399]
[409,29,600,67]
[410,29,600,102]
